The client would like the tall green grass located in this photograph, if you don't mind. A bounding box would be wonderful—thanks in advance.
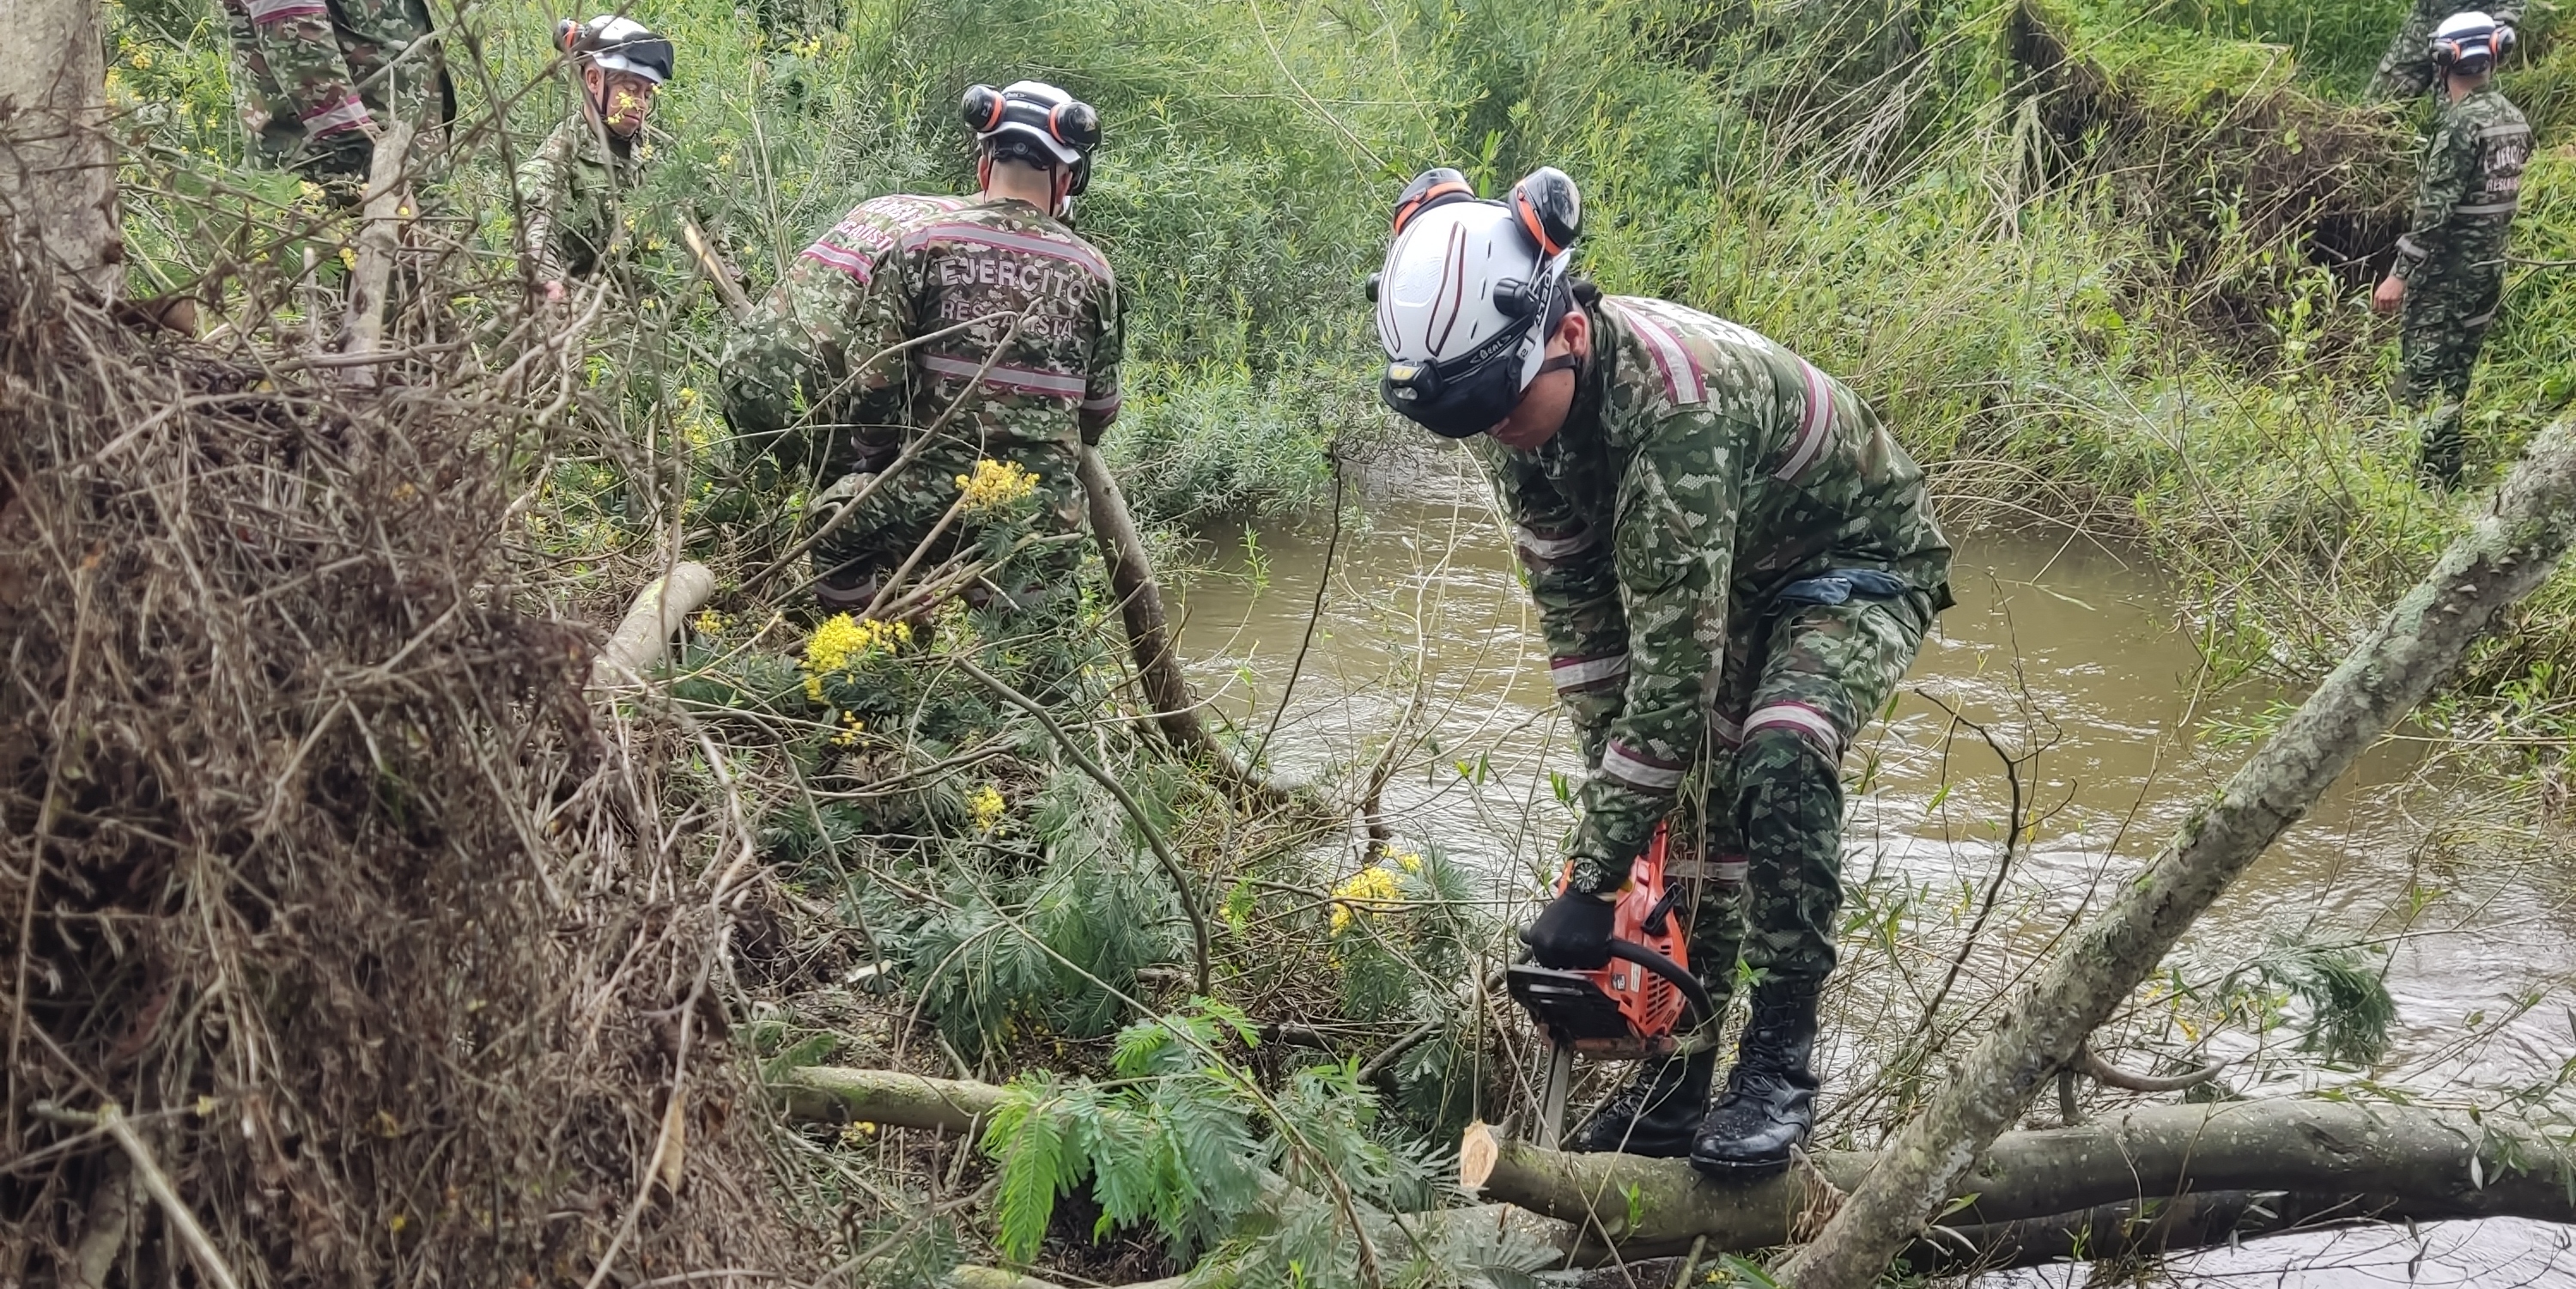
[105,0,2576,730]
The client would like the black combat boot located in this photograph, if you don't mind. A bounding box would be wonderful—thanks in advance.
[1688,982,1820,1177]
[1566,1047,1716,1158]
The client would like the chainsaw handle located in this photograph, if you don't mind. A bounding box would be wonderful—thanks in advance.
[1606,939,1718,1037]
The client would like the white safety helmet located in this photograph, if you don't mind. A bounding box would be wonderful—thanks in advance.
[2432,9,2515,75]
[1372,167,1583,437]
[962,81,1101,194]
[556,15,674,85]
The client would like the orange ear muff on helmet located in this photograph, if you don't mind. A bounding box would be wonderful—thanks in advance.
[1508,166,1582,258]
[1391,167,1474,234]
[963,83,1008,131]
[556,17,579,52]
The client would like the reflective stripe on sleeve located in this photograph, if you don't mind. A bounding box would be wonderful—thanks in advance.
[301,94,373,136]
[1601,740,1686,793]
[1606,300,1705,405]
[1743,701,1843,755]
[799,241,878,283]
[897,223,1112,282]
[1551,654,1629,693]
[2396,236,2427,260]
[1775,359,1836,481]
[1514,523,1597,562]
[1710,708,1744,745]
[920,353,1089,398]
[2457,200,2519,216]
[246,0,325,21]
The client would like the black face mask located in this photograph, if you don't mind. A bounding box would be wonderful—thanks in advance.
[1381,320,1535,439]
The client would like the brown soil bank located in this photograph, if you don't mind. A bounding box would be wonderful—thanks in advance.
[2006,0,2414,338]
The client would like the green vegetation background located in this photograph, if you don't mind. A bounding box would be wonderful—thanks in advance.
[103,0,2576,714]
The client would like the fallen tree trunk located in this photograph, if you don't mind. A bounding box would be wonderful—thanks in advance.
[770,1066,1005,1135]
[1465,1100,2576,1262]
[779,1065,1571,1280]
[1076,447,1297,812]
[779,1069,2567,1276]
[1780,419,2576,1288]
[590,562,716,689]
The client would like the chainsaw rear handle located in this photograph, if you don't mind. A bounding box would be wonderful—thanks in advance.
[1605,939,1718,1038]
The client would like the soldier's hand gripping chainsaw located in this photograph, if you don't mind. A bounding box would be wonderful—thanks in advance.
[1507,821,1718,1146]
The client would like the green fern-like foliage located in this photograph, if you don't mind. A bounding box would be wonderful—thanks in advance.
[981,1006,1552,1289]
[2216,936,2398,1069]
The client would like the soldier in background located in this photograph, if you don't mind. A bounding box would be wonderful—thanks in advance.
[518,16,674,301]
[221,0,447,190]
[720,81,1121,640]
[2373,10,2530,488]
[1372,167,1949,1175]
[2369,0,2523,100]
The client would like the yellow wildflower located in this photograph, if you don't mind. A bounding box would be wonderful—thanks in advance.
[802,612,909,675]
[1388,849,1424,873]
[130,49,153,70]
[834,711,865,746]
[1328,865,1404,935]
[338,246,357,271]
[954,458,1039,512]
[967,784,1005,832]
[692,610,729,637]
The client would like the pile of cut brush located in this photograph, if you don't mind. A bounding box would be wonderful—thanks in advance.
[0,247,817,1285]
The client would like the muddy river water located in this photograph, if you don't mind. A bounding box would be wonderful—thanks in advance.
[1170,453,2576,1286]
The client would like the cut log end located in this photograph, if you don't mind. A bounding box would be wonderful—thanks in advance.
[1460,1120,1501,1193]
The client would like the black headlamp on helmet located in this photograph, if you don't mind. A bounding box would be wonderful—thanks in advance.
[1374,166,1584,437]
[1382,322,1550,438]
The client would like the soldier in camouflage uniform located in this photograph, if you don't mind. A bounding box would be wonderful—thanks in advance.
[721,81,1121,661]
[2373,11,2530,488]
[221,0,445,185]
[1375,167,1949,1176]
[518,16,673,300]
[2369,0,2523,100]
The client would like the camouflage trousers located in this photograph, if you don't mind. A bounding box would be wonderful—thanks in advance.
[1666,588,1935,1000]
[810,433,1087,641]
[222,0,442,180]
[2400,263,2503,487]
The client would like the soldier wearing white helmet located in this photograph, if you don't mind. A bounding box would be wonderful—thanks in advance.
[518,15,677,299]
[721,80,1121,666]
[2372,9,2530,486]
[1377,167,1948,1174]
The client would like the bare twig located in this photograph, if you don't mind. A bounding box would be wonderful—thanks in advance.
[33,1103,243,1289]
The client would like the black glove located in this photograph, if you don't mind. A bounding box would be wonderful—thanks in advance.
[1522,890,1618,970]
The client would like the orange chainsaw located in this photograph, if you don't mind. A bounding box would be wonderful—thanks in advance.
[1507,821,1718,1146]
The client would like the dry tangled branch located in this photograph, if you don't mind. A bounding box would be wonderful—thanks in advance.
[0,235,816,1285]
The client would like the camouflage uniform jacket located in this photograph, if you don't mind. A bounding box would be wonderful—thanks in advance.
[220,0,443,175]
[722,194,1123,482]
[1474,295,1952,893]
[2395,84,2531,286]
[516,114,645,283]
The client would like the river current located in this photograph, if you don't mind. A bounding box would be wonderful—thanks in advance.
[1170,449,2576,1286]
